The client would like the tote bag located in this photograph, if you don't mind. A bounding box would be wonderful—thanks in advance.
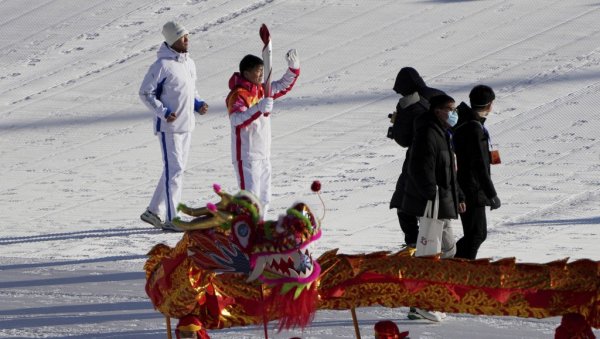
[415,188,445,257]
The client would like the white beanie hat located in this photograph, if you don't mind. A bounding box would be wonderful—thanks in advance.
[162,21,189,46]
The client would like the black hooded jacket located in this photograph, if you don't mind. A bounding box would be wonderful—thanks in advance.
[391,68,445,148]
[389,68,444,209]
[452,102,497,206]
[389,95,428,209]
[392,95,429,148]
[401,109,462,219]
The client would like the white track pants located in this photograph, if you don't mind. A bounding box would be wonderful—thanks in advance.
[148,132,192,222]
[234,159,271,218]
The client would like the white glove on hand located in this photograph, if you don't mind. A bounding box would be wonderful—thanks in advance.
[257,97,273,114]
[286,48,300,69]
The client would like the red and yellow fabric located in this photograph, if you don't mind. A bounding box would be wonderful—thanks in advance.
[146,244,600,330]
[144,234,212,319]
[317,249,600,328]
[175,315,210,339]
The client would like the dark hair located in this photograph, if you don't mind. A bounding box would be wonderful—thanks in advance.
[428,94,455,111]
[239,54,264,73]
[469,84,495,108]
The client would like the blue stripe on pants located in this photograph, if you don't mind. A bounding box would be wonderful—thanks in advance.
[159,132,173,221]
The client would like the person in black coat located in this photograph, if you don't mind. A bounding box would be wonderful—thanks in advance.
[452,85,501,260]
[389,67,444,248]
[401,94,466,259]
[402,94,466,323]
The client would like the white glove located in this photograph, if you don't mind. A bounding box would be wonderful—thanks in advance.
[286,48,300,69]
[257,97,273,113]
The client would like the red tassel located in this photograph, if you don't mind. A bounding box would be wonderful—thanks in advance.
[263,283,319,332]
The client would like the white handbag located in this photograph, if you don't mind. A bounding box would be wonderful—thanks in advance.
[415,188,445,257]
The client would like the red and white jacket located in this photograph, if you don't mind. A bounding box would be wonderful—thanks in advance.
[226,67,300,162]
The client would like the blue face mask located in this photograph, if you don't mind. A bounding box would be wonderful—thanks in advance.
[447,108,459,127]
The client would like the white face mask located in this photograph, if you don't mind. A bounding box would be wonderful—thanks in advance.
[447,109,459,127]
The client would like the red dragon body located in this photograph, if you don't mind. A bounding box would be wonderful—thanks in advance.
[144,185,599,338]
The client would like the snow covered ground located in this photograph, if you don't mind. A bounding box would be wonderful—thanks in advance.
[1,0,599,337]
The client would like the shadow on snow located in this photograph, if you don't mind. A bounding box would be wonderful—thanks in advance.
[505,216,600,226]
[0,228,159,246]
[0,254,147,271]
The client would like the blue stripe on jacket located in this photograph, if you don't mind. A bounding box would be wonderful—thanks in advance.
[155,78,169,132]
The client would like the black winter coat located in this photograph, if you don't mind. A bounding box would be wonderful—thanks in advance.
[389,95,429,209]
[452,102,497,206]
[401,110,462,219]
[392,95,429,148]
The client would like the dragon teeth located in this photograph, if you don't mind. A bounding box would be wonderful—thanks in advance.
[246,256,266,282]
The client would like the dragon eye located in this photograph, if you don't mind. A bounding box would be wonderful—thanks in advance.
[234,221,251,248]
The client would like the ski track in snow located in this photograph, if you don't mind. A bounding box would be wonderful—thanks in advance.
[1,0,600,338]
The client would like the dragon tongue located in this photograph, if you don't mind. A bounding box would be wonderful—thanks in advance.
[247,256,267,282]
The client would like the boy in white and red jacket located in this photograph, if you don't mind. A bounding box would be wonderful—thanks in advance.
[139,21,209,231]
[226,49,300,218]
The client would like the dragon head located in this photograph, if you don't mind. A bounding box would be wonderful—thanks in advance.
[173,184,323,329]
[173,184,322,288]
[246,201,321,285]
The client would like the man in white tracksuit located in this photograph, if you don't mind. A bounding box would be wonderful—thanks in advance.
[139,21,208,231]
[225,51,300,218]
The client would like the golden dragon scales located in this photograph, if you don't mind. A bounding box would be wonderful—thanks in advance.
[144,184,599,338]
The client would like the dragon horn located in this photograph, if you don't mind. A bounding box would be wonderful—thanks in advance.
[177,203,210,217]
[172,203,235,231]
[177,184,233,217]
[206,202,235,229]
[213,183,233,210]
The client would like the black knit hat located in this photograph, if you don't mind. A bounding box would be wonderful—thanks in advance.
[428,94,455,111]
[469,85,495,107]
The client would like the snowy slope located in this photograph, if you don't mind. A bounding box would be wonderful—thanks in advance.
[1,0,599,337]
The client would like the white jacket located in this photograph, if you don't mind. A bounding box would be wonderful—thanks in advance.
[226,67,300,162]
[139,43,204,134]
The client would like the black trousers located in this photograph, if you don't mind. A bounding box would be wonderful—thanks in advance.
[455,205,487,259]
[397,210,418,247]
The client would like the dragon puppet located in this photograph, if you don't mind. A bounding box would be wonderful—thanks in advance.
[144,184,322,338]
[144,183,600,339]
